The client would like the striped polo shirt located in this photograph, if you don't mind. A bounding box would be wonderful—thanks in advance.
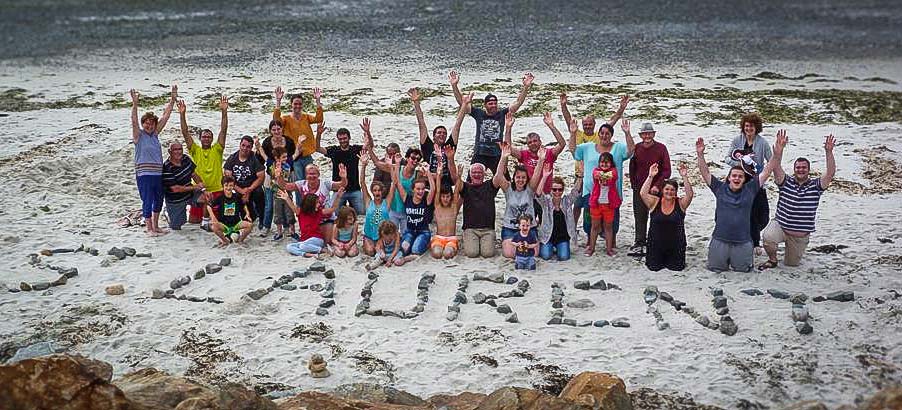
[775,176,824,233]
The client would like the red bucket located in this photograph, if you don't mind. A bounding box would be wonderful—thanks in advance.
[188,204,204,224]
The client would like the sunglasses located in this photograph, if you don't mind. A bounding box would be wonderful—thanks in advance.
[551,187,564,192]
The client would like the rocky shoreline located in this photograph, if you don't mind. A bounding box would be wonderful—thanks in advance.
[1,354,898,410]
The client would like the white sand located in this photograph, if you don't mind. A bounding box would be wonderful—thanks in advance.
[1,64,901,408]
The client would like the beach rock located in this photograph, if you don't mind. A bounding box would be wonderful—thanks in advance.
[178,276,191,287]
[696,315,710,327]
[792,305,810,322]
[716,307,729,316]
[517,280,530,291]
[552,301,563,309]
[8,288,20,293]
[39,249,53,256]
[487,299,498,307]
[552,309,564,317]
[812,296,827,302]
[193,270,205,280]
[428,392,488,410]
[567,299,596,309]
[560,371,633,410]
[505,289,525,298]
[547,317,563,325]
[217,257,231,267]
[60,267,79,278]
[105,284,125,296]
[707,322,720,330]
[308,262,326,272]
[307,353,330,378]
[473,292,487,304]
[496,305,512,314]
[320,289,334,298]
[682,307,697,317]
[100,257,116,267]
[506,276,519,284]
[712,296,727,308]
[331,383,428,407]
[796,321,813,335]
[319,299,335,308]
[204,263,222,275]
[151,289,164,299]
[576,321,592,327]
[187,295,206,303]
[135,253,151,258]
[165,290,174,297]
[169,279,181,290]
[506,313,519,323]
[590,279,607,290]
[246,289,268,301]
[31,281,50,291]
[108,247,127,260]
[478,386,588,410]
[656,321,671,331]
[121,247,136,257]
[417,277,432,290]
[324,269,336,279]
[858,385,902,410]
[606,283,622,291]
[710,287,724,297]
[360,288,372,299]
[767,289,791,299]
[720,317,738,336]
[643,286,658,304]
[454,291,468,304]
[315,308,329,316]
[115,367,276,409]
[280,284,297,291]
[789,293,808,305]
[780,401,828,410]
[574,280,591,290]
[611,318,630,328]
[88,248,99,256]
[563,319,578,326]
[412,303,425,313]
[657,291,673,303]
[368,271,379,280]
[473,271,504,283]
[0,354,133,409]
[309,284,324,292]
[594,320,610,328]
[178,295,187,301]
[826,290,854,302]
[670,300,686,310]
[292,269,309,279]
[446,311,459,321]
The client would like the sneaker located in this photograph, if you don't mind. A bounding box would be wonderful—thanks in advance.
[290,233,301,241]
[272,232,283,241]
[259,228,271,238]
[627,244,645,257]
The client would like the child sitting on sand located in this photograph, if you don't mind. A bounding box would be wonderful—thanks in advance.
[512,215,539,270]
[589,152,621,256]
[207,175,253,247]
[367,221,413,269]
[430,148,463,259]
[280,188,343,257]
[331,206,359,257]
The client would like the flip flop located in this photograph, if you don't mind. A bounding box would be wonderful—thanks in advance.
[757,260,778,271]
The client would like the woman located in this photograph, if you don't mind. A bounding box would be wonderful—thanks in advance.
[370,147,421,235]
[130,86,176,236]
[497,142,544,259]
[536,164,579,261]
[725,112,772,252]
[639,163,693,271]
[276,162,347,244]
[393,160,436,256]
[359,152,395,256]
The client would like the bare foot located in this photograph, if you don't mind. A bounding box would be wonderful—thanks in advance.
[606,249,616,256]
[584,248,595,257]
[216,240,229,248]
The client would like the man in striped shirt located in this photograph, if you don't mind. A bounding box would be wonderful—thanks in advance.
[759,134,836,269]
[162,142,204,230]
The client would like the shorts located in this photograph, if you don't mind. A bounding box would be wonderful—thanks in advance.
[223,223,241,236]
[430,235,459,250]
[589,204,616,223]
[272,195,296,227]
[761,219,810,266]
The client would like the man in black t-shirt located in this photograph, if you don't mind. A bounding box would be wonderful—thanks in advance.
[450,70,533,177]
[207,176,252,246]
[224,135,265,224]
[317,119,372,214]
[409,87,457,186]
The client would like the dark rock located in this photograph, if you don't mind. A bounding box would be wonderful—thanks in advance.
[473,292,487,304]
[606,283,622,291]
[696,315,710,327]
[712,296,727,308]
[246,289,268,300]
[120,247,136,256]
[486,299,498,307]
[204,264,222,274]
[309,284,324,292]
[292,270,309,278]
[324,269,336,279]
[644,286,658,304]
[8,288,20,293]
[505,313,519,323]
[151,289,164,299]
[710,287,724,297]
[720,318,738,336]
[280,284,297,291]
[60,268,78,278]
[187,296,206,303]
[355,301,370,317]
[517,280,530,291]
[308,262,326,272]
[367,271,379,280]
[716,307,729,316]
[792,305,809,322]
[563,319,578,326]
[593,320,610,328]
[360,289,372,298]
[178,276,191,287]
[315,308,329,316]
[658,291,673,303]
[506,276,519,285]
[207,297,224,304]
[812,296,826,302]
[573,280,591,290]
[219,258,231,266]
[88,248,99,256]
[319,299,335,308]
[108,247,126,260]
[790,293,808,305]
[741,288,764,296]
[169,279,181,290]
[590,279,607,290]
[135,253,152,258]
[547,317,562,325]
[51,248,74,254]
[671,300,686,310]
[552,301,563,309]
[193,270,205,280]
[767,289,791,299]
[454,291,467,304]
[611,319,630,328]
[50,276,68,287]
[417,277,431,290]
[496,305,512,314]
[796,321,813,335]
[473,271,504,283]
[826,290,854,302]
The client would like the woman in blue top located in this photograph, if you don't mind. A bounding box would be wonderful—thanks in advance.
[359,152,395,256]
[130,86,176,236]
[393,160,436,256]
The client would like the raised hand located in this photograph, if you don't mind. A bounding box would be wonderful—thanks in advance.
[313,87,323,104]
[176,99,187,114]
[358,152,369,167]
[618,95,630,111]
[775,129,788,150]
[316,120,326,136]
[559,92,568,107]
[130,89,139,105]
[678,163,689,178]
[338,163,347,179]
[568,118,578,134]
[170,84,178,102]
[443,145,456,159]
[542,112,554,127]
[277,189,290,202]
[219,94,229,111]
[505,110,515,127]
[498,141,511,157]
[360,117,371,135]
[696,137,705,155]
[462,92,474,106]
[449,70,460,86]
[621,118,631,133]
[824,133,835,152]
[523,72,535,87]
[457,163,464,177]
[649,163,659,177]
[407,87,420,102]
[542,162,553,178]
[274,86,284,103]
[537,147,547,161]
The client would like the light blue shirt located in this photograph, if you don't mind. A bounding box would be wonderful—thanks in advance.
[574,141,630,197]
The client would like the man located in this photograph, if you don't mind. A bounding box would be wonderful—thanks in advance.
[178,94,228,230]
[450,70,533,175]
[161,142,204,230]
[410,87,457,185]
[372,142,401,187]
[223,136,266,231]
[276,162,347,243]
[627,122,671,257]
[505,111,567,194]
[696,135,779,272]
[452,93,505,258]
[561,92,628,230]
[273,86,324,181]
[316,119,370,214]
[568,115,636,248]
[759,132,835,269]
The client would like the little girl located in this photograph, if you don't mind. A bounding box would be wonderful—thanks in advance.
[588,152,621,256]
[280,188,343,257]
[367,221,412,269]
[332,206,359,257]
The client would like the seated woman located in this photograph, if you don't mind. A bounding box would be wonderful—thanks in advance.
[535,163,579,261]
[640,163,694,271]
[497,142,544,259]
[393,161,436,256]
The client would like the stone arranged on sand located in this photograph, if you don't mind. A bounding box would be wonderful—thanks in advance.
[825,290,854,302]
[506,276,519,284]
[151,289,165,299]
[219,257,231,266]
[60,268,79,278]
[473,292,487,304]
[710,287,724,297]
[611,318,630,328]
[644,286,658,304]
[720,316,738,336]
[193,270,205,280]
[696,315,710,327]
[108,247,127,260]
[740,288,764,296]
[246,289,268,301]
[315,307,329,316]
[308,262,326,272]
[105,284,125,296]
[324,269,336,279]
[712,296,727,309]
[319,299,335,308]
[122,247,136,257]
[574,280,591,290]
[795,321,813,335]
[590,279,606,290]
[767,289,790,299]
[496,304,512,314]
[473,271,504,283]
[281,284,297,291]
[566,299,596,309]
[308,353,330,378]
[505,313,519,323]
[789,293,808,305]
[792,305,809,322]
[205,263,222,275]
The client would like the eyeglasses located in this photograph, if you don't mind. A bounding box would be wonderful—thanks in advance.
[551,187,564,192]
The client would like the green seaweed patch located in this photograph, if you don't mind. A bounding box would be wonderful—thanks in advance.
[196,87,270,113]
[753,72,823,81]
[717,73,739,79]
[107,92,170,109]
[635,105,677,123]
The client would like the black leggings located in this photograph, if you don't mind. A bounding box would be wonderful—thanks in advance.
[750,188,769,247]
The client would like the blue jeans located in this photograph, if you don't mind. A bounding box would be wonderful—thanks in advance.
[540,241,571,261]
[337,190,365,215]
[515,255,536,270]
[402,230,432,255]
[260,187,274,230]
[165,199,188,230]
[136,175,164,218]
[287,237,324,255]
[292,155,313,204]
[389,210,407,235]
[580,194,619,236]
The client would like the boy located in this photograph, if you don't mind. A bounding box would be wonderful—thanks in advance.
[207,175,253,246]
[513,215,538,270]
[269,146,298,240]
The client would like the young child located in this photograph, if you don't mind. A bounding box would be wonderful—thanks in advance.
[367,220,412,269]
[588,152,622,256]
[430,148,463,259]
[280,187,343,257]
[331,206,359,257]
[512,215,539,270]
[207,175,253,247]
[268,146,298,241]
[359,152,396,256]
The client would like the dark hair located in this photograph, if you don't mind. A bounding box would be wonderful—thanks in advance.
[300,193,318,214]
[517,214,532,224]
[726,165,746,182]
[599,152,614,164]
[140,112,158,126]
[433,125,447,137]
[484,94,498,103]
[405,148,423,159]
[221,175,236,185]
[794,157,811,168]
[599,123,615,136]
[336,206,357,228]
[663,179,679,192]
[413,177,429,188]
[269,119,283,132]
[370,180,386,193]
[200,129,214,138]
[551,176,565,187]
[386,142,400,152]
[290,94,304,104]
[240,135,254,145]
[526,132,540,140]
[336,128,351,137]
[378,220,397,237]
[273,146,287,158]
[740,112,763,134]
[440,184,453,195]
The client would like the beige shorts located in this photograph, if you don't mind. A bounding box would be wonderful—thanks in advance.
[762,219,810,266]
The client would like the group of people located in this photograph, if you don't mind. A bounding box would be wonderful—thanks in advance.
[130,72,836,272]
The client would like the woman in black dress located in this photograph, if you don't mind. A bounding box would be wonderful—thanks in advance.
[640,163,694,271]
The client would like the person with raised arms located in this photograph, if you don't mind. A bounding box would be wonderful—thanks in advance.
[255,118,303,237]
[725,112,773,255]
[358,146,396,257]
[450,70,534,176]
[627,122,671,257]
[697,135,780,272]
[280,187,344,257]
[392,158,437,257]
[496,138,545,259]
[639,163,693,271]
[410,87,457,186]
[273,86,323,181]
[316,119,369,215]
[130,85,176,236]
[177,93,227,231]
[535,163,580,262]
[430,146,464,259]
[759,132,835,270]
[223,135,266,228]
[275,162,347,244]
[368,146,421,235]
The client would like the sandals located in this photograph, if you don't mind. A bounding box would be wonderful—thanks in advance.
[757,260,778,271]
